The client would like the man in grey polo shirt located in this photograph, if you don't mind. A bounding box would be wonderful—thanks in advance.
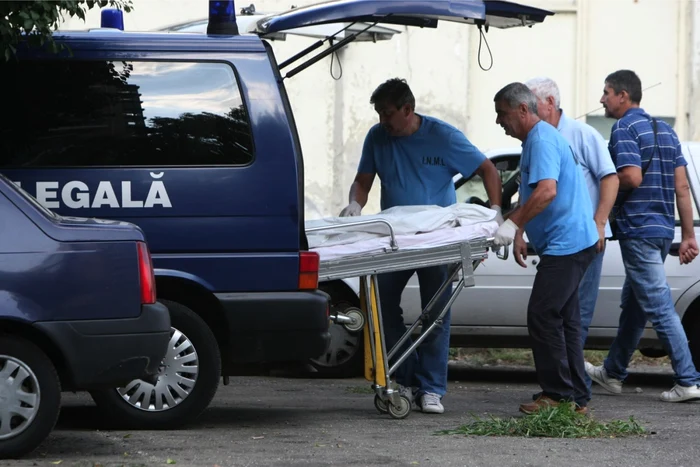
[525,77,619,405]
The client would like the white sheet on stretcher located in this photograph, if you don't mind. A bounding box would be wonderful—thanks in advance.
[306,204,499,261]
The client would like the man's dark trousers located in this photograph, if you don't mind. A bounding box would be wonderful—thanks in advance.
[528,244,597,407]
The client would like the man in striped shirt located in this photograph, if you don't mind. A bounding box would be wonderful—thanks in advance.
[586,69,700,402]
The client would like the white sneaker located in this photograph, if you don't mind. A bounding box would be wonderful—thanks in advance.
[660,384,700,402]
[585,362,623,394]
[419,392,444,414]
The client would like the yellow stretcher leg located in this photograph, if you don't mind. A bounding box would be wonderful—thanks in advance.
[361,276,386,385]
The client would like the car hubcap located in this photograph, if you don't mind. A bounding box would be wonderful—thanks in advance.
[116,327,198,412]
[312,303,362,368]
[0,355,40,440]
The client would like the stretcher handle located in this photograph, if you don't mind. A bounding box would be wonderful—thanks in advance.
[306,218,399,251]
[486,237,509,260]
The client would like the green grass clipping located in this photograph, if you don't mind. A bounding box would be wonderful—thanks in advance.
[436,403,646,439]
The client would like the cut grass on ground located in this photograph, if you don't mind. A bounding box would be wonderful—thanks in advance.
[449,348,671,368]
[436,404,646,439]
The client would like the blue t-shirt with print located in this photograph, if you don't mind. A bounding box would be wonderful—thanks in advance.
[358,115,486,210]
[520,120,598,256]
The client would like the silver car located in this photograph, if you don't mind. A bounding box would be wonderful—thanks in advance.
[312,142,700,378]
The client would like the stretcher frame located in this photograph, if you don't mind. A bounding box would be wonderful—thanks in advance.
[307,219,506,419]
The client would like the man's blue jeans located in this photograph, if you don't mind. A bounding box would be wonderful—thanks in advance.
[578,249,605,395]
[604,238,700,387]
[377,265,451,398]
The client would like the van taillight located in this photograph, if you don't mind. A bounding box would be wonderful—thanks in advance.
[137,241,157,304]
[298,251,319,290]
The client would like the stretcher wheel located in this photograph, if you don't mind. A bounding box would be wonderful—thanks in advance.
[343,308,365,332]
[388,395,411,419]
[374,394,389,414]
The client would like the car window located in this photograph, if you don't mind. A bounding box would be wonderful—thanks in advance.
[455,156,519,207]
[0,60,254,168]
[0,177,58,220]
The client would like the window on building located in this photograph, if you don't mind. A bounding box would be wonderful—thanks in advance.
[0,60,254,167]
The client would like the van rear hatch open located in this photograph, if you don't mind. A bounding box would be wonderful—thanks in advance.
[248,0,553,35]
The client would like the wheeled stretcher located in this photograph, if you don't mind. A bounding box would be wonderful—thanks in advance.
[306,205,507,419]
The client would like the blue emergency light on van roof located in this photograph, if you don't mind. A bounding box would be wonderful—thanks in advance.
[101,8,124,30]
[207,0,239,35]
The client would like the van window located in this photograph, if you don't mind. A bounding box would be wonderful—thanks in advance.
[0,60,254,167]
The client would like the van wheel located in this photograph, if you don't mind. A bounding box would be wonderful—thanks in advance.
[90,300,221,429]
[310,299,364,378]
[0,336,61,459]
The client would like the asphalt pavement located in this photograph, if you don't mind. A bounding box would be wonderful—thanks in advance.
[3,363,699,467]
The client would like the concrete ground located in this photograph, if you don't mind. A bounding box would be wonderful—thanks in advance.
[3,363,699,467]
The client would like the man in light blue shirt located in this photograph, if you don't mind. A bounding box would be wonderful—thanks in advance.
[526,77,619,400]
[339,78,503,414]
[492,82,598,415]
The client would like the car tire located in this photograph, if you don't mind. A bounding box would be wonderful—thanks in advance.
[0,336,61,460]
[686,314,700,371]
[90,300,221,430]
[310,283,364,378]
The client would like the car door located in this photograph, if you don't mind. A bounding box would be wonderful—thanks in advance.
[587,144,700,336]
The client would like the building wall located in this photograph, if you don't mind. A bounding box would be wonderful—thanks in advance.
[58,0,694,219]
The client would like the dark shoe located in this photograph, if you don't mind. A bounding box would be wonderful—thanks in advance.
[519,395,559,415]
[574,405,589,416]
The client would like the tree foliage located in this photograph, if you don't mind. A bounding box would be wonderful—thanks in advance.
[0,1,133,61]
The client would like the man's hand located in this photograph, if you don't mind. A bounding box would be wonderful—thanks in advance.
[513,233,528,268]
[494,219,518,246]
[679,237,699,265]
[339,201,362,217]
[596,221,606,253]
[491,205,504,226]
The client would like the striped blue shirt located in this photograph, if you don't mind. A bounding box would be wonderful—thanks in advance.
[609,108,685,239]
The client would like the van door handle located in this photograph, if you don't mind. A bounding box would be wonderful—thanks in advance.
[670,242,680,257]
[526,243,537,256]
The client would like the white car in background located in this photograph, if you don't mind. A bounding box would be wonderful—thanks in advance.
[312,142,700,378]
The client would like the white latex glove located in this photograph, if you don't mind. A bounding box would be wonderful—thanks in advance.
[494,219,518,246]
[491,205,504,226]
[339,200,362,217]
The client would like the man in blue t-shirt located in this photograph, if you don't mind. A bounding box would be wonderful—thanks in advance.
[525,76,619,401]
[491,82,598,415]
[339,78,503,414]
[586,70,700,403]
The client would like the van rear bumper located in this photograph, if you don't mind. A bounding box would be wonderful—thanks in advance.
[216,290,331,363]
[34,302,171,390]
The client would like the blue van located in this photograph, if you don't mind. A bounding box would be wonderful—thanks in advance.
[0,0,553,428]
[0,172,170,458]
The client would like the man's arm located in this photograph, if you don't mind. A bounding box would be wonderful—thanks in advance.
[507,179,556,228]
[340,130,377,217]
[595,174,619,226]
[339,172,375,217]
[474,158,502,208]
[618,166,642,190]
[493,140,560,246]
[676,167,696,239]
[348,173,375,207]
[582,127,619,250]
[594,173,619,251]
[609,123,643,190]
[675,165,699,264]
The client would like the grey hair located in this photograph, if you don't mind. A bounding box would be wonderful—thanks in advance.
[524,76,561,108]
[493,82,538,114]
